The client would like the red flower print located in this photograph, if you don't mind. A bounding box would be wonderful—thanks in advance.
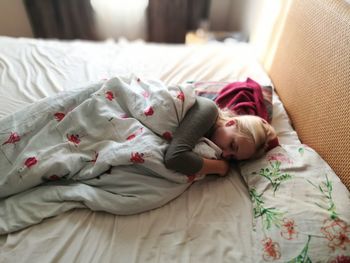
[2,132,21,145]
[261,237,281,261]
[225,120,235,127]
[177,91,185,102]
[126,128,144,141]
[105,91,115,101]
[280,218,298,240]
[54,112,65,121]
[330,255,350,263]
[267,153,292,164]
[321,218,350,251]
[120,113,128,119]
[48,175,60,181]
[127,134,136,140]
[86,151,99,164]
[162,131,173,141]
[130,152,145,163]
[144,106,154,116]
[67,134,81,145]
[142,91,150,98]
[187,174,196,183]
[25,157,38,168]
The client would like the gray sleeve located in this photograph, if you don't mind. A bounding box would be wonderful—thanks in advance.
[164,96,218,175]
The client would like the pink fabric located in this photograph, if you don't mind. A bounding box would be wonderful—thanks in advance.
[266,137,280,152]
[214,78,269,122]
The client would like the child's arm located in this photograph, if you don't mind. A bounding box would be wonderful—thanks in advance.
[164,97,219,175]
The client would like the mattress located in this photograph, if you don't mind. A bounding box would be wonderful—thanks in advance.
[0,37,300,262]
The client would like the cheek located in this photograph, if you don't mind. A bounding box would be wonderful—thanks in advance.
[219,135,232,150]
[211,129,227,148]
[238,141,256,160]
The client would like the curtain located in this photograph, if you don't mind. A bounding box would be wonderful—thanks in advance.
[23,0,98,40]
[147,0,211,43]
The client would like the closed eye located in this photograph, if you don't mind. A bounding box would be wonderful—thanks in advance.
[231,140,238,153]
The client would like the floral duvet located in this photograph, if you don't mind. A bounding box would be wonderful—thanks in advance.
[0,76,212,234]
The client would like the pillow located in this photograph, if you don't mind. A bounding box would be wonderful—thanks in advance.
[239,144,350,262]
[192,79,273,123]
[270,90,301,145]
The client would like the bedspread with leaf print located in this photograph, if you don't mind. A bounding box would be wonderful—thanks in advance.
[240,145,350,262]
[0,75,210,234]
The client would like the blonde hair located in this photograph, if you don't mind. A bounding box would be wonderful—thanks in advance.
[216,108,277,159]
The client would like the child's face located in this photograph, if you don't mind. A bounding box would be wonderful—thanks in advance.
[211,121,256,160]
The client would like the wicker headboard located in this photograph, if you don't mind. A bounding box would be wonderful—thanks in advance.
[268,0,350,189]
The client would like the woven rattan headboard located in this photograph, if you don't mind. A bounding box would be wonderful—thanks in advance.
[268,0,350,189]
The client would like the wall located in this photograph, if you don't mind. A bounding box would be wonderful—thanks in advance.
[249,0,293,70]
[0,0,33,37]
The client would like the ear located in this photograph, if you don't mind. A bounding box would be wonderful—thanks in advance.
[225,120,235,127]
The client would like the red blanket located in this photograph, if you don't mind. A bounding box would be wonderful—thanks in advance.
[214,78,269,122]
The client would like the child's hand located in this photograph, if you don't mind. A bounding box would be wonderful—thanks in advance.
[217,159,230,176]
[198,158,231,176]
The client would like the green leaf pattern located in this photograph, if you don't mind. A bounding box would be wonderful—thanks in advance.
[250,188,285,230]
[249,147,348,261]
[258,161,293,195]
[298,147,305,157]
[287,235,312,263]
[307,174,339,220]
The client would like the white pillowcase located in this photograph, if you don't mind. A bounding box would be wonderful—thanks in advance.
[271,91,301,145]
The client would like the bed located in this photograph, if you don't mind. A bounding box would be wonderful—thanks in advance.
[0,1,349,262]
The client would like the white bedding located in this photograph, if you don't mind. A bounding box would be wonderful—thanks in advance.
[0,37,299,262]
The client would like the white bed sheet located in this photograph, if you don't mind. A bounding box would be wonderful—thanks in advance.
[0,37,299,263]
